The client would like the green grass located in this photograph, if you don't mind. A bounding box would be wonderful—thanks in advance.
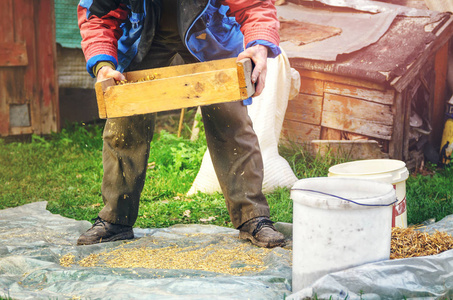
[1,118,452,228]
[406,165,453,225]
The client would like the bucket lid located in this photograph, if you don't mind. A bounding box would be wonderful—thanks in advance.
[328,159,409,183]
[290,177,396,210]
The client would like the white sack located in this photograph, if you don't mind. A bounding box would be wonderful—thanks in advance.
[187,51,300,195]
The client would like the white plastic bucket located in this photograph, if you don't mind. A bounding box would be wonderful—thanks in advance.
[328,159,409,228]
[291,177,396,292]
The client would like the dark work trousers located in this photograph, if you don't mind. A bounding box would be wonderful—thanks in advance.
[98,19,271,229]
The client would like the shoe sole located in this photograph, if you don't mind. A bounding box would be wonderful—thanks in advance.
[77,231,134,245]
[239,231,285,248]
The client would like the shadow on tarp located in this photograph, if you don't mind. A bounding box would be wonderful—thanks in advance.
[0,202,292,300]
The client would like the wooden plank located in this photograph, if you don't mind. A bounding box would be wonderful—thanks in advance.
[103,69,243,118]
[95,78,115,119]
[324,81,395,105]
[322,93,394,140]
[125,58,238,81]
[0,72,8,135]
[295,68,388,91]
[236,58,255,98]
[99,58,253,118]
[299,75,324,96]
[311,140,389,160]
[285,93,322,125]
[35,0,58,134]
[9,126,33,135]
[431,42,448,147]
[320,127,342,140]
[403,87,412,161]
[281,119,321,144]
[16,0,39,135]
[0,42,28,66]
[0,0,14,43]
[14,0,35,98]
[389,91,405,159]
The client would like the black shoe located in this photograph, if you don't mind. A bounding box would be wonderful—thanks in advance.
[77,217,134,245]
[239,217,285,248]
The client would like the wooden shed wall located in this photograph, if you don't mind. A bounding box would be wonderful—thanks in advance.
[281,68,395,148]
[0,0,58,136]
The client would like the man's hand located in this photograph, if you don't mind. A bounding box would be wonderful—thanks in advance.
[237,44,268,97]
[96,65,126,82]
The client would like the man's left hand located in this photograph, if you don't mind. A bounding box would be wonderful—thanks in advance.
[237,44,268,97]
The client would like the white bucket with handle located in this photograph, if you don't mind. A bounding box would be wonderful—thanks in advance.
[328,159,409,228]
[290,177,396,292]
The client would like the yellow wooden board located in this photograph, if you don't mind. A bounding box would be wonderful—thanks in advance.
[95,58,254,119]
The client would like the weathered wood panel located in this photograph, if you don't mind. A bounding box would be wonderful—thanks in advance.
[1,0,13,43]
[0,0,14,134]
[15,0,36,134]
[320,127,342,140]
[311,140,388,160]
[324,81,395,105]
[388,91,405,159]
[36,0,59,133]
[431,43,448,146]
[0,0,58,136]
[0,72,9,134]
[296,69,388,91]
[0,43,28,66]
[285,93,322,125]
[321,93,394,140]
[299,76,324,96]
[281,119,321,144]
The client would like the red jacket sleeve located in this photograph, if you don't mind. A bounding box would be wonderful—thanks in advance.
[77,3,129,67]
[221,0,280,47]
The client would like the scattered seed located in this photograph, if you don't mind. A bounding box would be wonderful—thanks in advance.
[59,253,76,267]
[63,240,273,275]
[391,227,453,259]
[116,74,157,85]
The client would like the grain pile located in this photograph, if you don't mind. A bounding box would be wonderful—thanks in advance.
[116,74,157,85]
[59,253,76,267]
[391,227,453,259]
[61,241,274,275]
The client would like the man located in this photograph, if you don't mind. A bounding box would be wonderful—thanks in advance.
[77,0,285,248]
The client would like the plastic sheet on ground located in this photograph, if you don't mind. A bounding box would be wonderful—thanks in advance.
[3,202,453,299]
[0,202,292,300]
[288,217,453,300]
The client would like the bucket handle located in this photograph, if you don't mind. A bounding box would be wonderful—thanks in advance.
[291,188,398,207]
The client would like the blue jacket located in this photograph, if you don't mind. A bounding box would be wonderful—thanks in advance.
[78,0,280,76]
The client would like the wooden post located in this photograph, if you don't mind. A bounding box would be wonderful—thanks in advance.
[431,42,449,147]
[177,108,185,138]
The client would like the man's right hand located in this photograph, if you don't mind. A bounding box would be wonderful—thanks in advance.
[97,65,126,82]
